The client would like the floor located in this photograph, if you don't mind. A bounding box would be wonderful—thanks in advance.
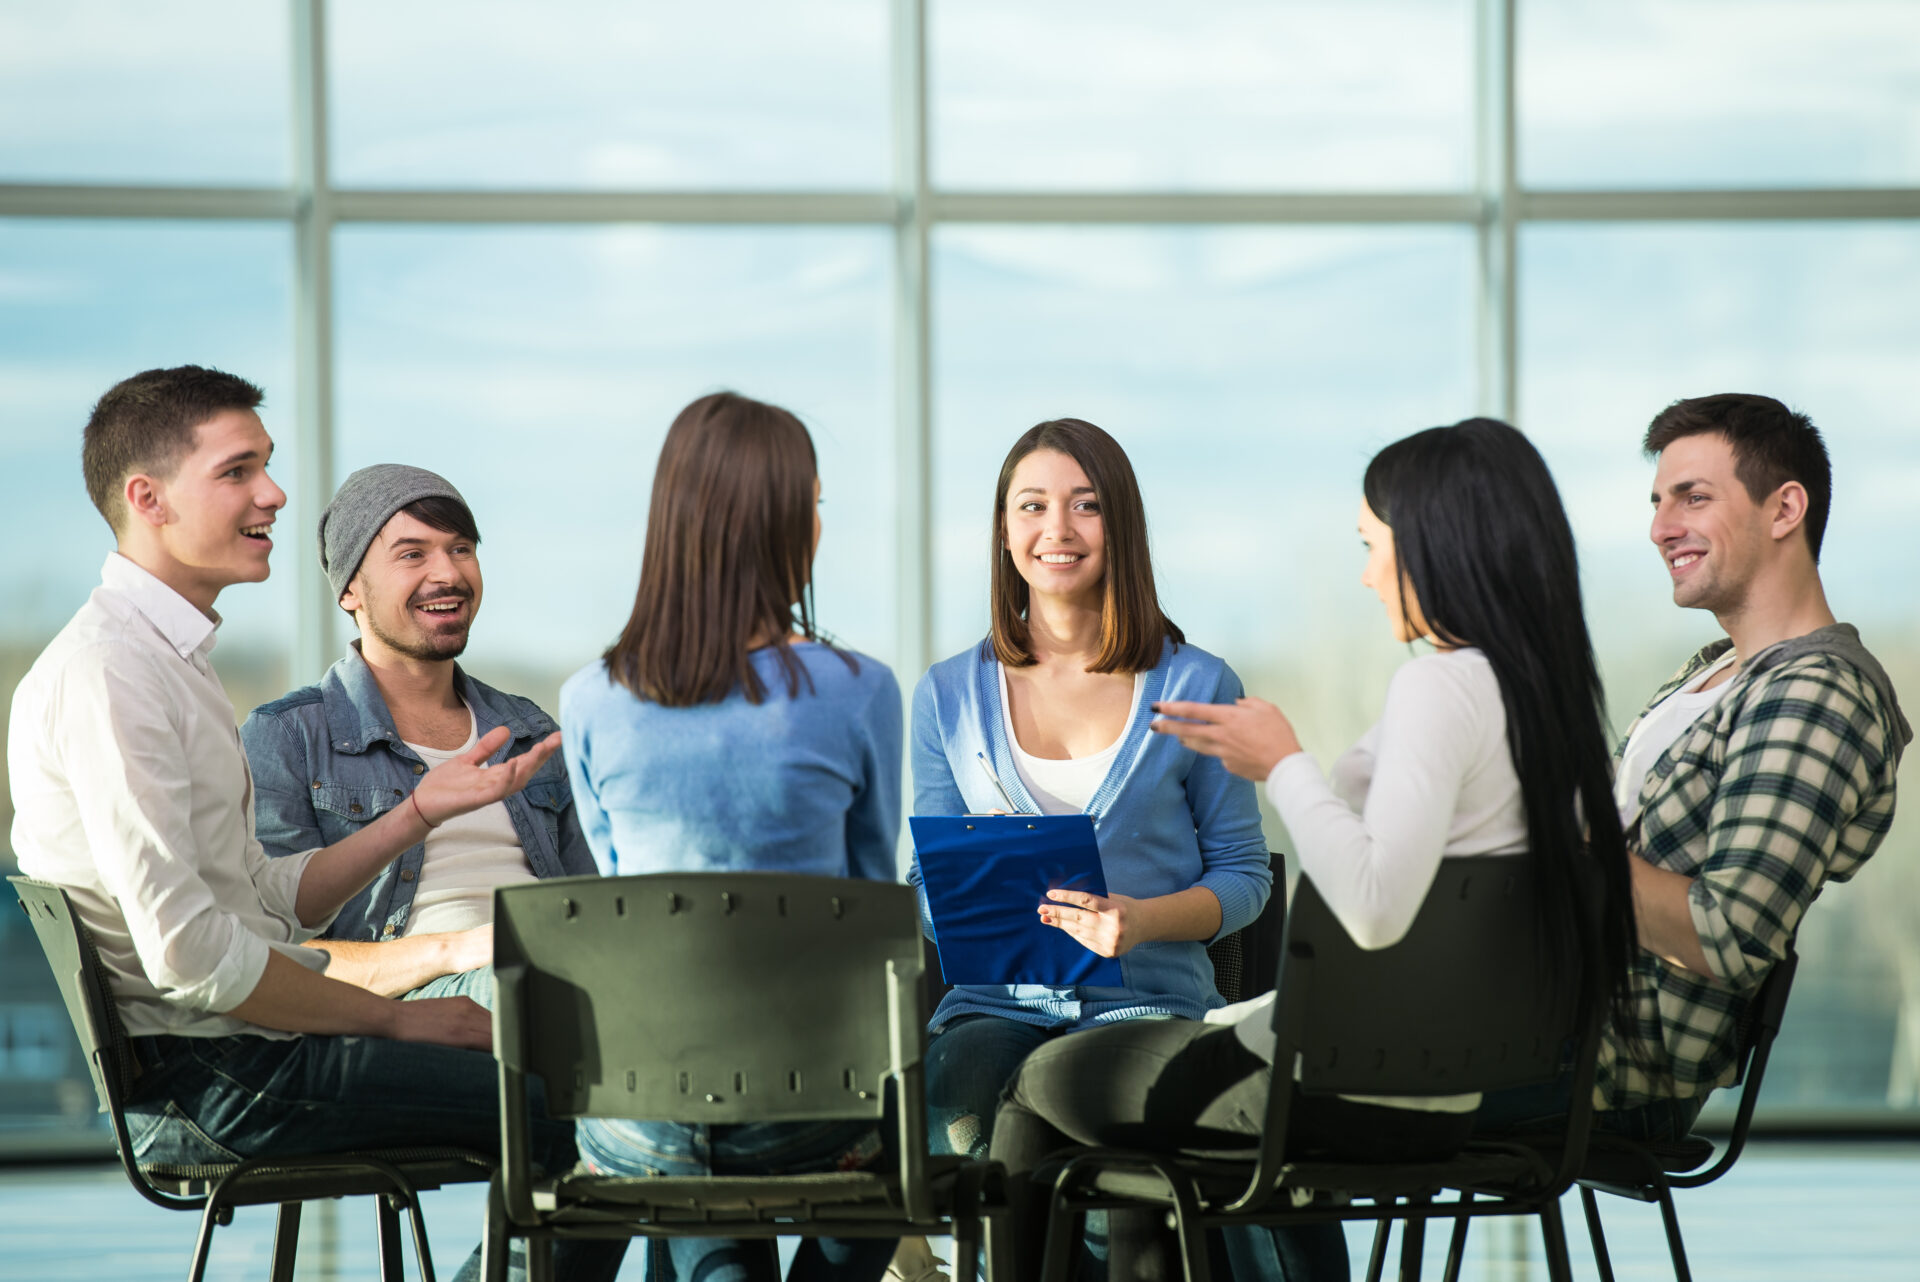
[3,1141,1915,1279]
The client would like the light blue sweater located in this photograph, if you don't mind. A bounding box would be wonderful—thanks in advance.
[910,637,1272,1029]
[560,643,902,883]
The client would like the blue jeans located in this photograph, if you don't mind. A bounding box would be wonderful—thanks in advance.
[1475,1074,1706,1142]
[407,963,496,1008]
[575,1116,894,1282]
[124,1032,625,1282]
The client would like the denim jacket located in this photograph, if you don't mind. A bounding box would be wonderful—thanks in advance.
[240,646,597,942]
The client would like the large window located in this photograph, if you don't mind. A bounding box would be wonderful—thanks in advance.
[3,0,1917,1150]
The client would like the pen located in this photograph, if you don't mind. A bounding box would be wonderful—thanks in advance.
[975,751,1024,815]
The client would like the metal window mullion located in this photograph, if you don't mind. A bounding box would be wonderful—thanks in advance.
[291,0,335,685]
[1476,0,1518,424]
[893,0,932,676]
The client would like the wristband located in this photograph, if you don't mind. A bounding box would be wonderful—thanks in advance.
[408,790,439,831]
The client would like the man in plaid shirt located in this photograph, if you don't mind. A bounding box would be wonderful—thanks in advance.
[1484,393,1910,1140]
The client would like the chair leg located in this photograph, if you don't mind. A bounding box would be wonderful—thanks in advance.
[481,1178,512,1282]
[376,1192,407,1282]
[269,1203,303,1282]
[185,1201,230,1282]
[1656,1189,1694,1282]
[1037,1187,1083,1282]
[1365,1206,1394,1282]
[1166,1179,1212,1282]
[403,1187,440,1282]
[1537,1197,1575,1282]
[1441,1191,1474,1282]
[1398,1193,1431,1281]
[527,1231,556,1282]
[1579,1187,1616,1282]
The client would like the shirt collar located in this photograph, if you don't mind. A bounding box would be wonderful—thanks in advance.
[100,552,220,660]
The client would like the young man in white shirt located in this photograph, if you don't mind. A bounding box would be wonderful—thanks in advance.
[240,465,599,1005]
[7,366,622,1282]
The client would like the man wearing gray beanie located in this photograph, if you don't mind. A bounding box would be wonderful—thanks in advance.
[242,463,599,1004]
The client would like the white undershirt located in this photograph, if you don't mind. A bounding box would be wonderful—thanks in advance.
[1209,648,1525,1113]
[401,708,536,937]
[1613,652,1739,828]
[998,668,1144,814]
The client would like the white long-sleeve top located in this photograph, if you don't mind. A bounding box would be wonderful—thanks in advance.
[1208,648,1525,1109]
[9,553,331,1040]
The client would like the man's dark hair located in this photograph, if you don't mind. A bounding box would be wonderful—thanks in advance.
[82,365,265,532]
[1643,393,1832,561]
[400,494,481,545]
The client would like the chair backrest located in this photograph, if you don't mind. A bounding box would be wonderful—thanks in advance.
[8,876,134,1117]
[492,872,925,1126]
[1280,853,1588,1099]
[1672,945,1798,1188]
[1207,853,1286,1005]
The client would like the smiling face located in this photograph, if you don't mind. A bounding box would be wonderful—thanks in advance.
[1002,448,1107,608]
[133,408,285,608]
[1649,431,1775,615]
[1358,498,1431,643]
[340,509,483,664]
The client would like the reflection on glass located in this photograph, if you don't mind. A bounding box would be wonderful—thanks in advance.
[329,0,888,190]
[332,225,894,719]
[0,1,289,184]
[1520,0,1920,189]
[0,219,294,1149]
[932,0,1474,191]
[931,224,1478,850]
[1521,221,1920,1113]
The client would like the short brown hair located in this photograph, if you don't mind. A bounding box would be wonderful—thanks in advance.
[990,418,1182,673]
[1643,393,1832,560]
[82,365,264,532]
[605,391,850,707]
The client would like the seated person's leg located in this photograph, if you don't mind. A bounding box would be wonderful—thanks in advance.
[575,1116,894,1282]
[125,1032,623,1282]
[925,1014,1053,1158]
[406,963,496,1009]
[1476,1075,1705,1144]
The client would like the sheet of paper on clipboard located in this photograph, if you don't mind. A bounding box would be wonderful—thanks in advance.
[909,813,1124,987]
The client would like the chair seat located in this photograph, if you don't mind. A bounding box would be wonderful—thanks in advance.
[143,1147,496,1202]
[538,1154,976,1226]
[1573,1134,1716,1200]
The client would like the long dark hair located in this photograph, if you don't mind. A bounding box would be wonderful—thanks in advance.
[605,391,847,707]
[990,418,1183,672]
[1363,418,1638,1042]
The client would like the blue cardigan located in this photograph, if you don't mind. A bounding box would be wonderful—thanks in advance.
[909,637,1272,1029]
[560,643,902,884]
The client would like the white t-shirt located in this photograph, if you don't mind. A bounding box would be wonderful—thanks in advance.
[1210,648,1526,1113]
[998,667,1145,814]
[401,709,536,937]
[1613,652,1740,828]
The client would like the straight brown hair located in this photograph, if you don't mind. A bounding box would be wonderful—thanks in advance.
[605,391,847,707]
[990,418,1182,673]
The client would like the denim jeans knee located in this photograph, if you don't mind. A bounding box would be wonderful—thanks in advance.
[924,1014,1054,1159]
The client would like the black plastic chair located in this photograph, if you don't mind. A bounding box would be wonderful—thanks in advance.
[483,872,1006,1282]
[1572,948,1799,1282]
[1204,852,1287,1005]
[1035,853,1603,1282]
[9,875,495,1282]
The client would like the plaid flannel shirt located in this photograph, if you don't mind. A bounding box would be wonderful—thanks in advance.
[1597,626,1906,1110]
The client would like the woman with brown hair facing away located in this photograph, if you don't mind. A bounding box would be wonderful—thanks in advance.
[559,391,902,1282]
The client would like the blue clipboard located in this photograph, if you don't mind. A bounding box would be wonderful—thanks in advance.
[909,814,1125,987]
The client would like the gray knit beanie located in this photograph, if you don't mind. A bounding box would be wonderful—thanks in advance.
[318,464,470,601]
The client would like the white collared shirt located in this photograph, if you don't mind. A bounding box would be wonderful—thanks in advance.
[9,553,330,1039]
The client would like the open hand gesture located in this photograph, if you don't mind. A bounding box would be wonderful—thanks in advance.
[1149,697,1302,782]
[411,727,561,827]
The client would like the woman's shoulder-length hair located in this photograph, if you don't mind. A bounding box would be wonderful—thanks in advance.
[988,417,1182,674]
[604,390,848,707]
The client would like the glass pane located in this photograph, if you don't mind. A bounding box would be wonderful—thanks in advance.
[329,0,889,190]
[932,225,1478,851]
[0,220,294,1152]
[1521,222,1920,1115]
[1520,0,1920,189]
[0,1,289,184]
[932,0,1474,191]
[332,225,894,721]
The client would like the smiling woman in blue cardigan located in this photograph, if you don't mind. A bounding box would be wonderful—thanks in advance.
[908,418,1272,1168]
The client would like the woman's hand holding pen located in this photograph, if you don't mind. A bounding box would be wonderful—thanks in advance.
[1149,697,1302,782]
[1039,889,1144,957]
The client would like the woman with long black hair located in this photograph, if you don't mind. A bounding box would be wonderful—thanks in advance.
[988,417,1637,1281]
